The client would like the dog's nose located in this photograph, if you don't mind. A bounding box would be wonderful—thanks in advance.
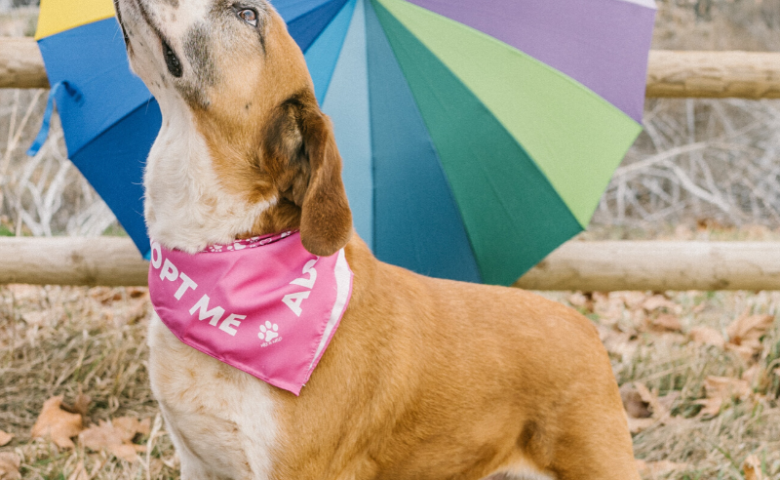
[162,39,183,77]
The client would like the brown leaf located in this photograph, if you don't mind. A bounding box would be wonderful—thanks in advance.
[642,295,681,314]
[726,314,775,362]
[567,292,593,312]
[0,452,20,480]
[0,430,13,447]
[696,376,751,417]
[31,396,83,449]
[743,454,765,480]
[647,314,683,333]
[689,326,725,349]
[635,383,669,419]
[621,385,652,419]
[597,324,636,359]
[127,287,148,299]
[61,394,91,421]
[78,417,150,462]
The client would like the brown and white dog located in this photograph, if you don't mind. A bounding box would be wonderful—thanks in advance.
[113,0,640,478]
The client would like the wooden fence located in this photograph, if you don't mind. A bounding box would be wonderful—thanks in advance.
[2,38,780,290]
[2,237,780,291]
[5,38,780,98]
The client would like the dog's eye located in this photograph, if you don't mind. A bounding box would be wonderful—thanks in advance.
[237,8,258,27]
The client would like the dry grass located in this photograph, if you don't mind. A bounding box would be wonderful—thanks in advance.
[0,278,778,479]
[0,285,178,480]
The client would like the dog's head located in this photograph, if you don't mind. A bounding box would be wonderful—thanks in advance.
[114,0,352,256]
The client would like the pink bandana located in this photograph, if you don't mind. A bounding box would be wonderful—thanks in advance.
[148,231,353,395]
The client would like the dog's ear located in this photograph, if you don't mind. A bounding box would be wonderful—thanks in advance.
[264,93,352,256]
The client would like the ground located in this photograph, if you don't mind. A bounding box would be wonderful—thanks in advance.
[1,239,779,479]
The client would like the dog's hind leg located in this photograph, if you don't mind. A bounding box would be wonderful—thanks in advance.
[544,411,641,480]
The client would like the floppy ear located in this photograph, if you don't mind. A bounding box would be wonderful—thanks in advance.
[264,92,352,256]
[298,110,353,256]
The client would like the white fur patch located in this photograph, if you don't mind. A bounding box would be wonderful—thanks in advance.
[148,315,278,479]
[144,95,276,253]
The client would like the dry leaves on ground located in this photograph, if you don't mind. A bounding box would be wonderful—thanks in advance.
[0,452,20,480]
[695,376,752,417]
[621,382,673,433]
[743,454,765,480]
[78,417,151,462]
[646,314,683,333]
[0,431,13,447]
[687,313,775,364]
[30,396,83,449]
[688,326,726,348]
[727,313,775,362]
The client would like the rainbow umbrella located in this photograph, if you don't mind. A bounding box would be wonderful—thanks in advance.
[28,0,161,256]
[291,0,656,285]
[30,0,655,286]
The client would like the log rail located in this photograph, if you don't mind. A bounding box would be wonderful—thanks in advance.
[3,38,780,98]
[3,237,780,291]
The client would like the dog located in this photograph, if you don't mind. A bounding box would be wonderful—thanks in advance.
[113,0,641,478]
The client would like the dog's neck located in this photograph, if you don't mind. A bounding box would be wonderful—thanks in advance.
[144,99,278,254]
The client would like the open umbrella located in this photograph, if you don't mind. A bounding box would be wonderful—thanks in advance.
[295,0,656,285]
[28,0,161,257]
[30,0,655,286]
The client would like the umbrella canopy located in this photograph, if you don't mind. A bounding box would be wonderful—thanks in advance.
[29,0,161,256]
[288,0,656,285]
[30,0,655,286]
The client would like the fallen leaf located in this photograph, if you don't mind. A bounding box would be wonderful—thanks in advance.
[642,295,681,314]
[127,287,148,299]
[689,326,725,349]
[79,417,150,462]
[621,382,670,434]
[90,287,122,305]
[61,394,91,421]
[647,314,683,333]
[0,430,13,447]
[696,376,751,417]
[614,291,649,311]
[0,452,20,480]
[567,292,593,312]
[593,292,628,323]
[621,385,652,419]
[31,396,83,448]
[726,314,775,362]
[634,383,670,419]
[597,324,636,359]
[743,454,765,480]
[636,459,689,476]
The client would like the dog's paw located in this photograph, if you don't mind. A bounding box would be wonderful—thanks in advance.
[258,321,279,342]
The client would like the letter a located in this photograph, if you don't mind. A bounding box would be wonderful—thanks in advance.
[282,291,310,317]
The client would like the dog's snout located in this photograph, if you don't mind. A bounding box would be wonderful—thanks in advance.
[162,39,183,77]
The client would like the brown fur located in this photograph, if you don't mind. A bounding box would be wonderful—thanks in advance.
[116,1,641,477]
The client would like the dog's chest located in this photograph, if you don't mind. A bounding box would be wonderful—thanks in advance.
[147,315,279,480]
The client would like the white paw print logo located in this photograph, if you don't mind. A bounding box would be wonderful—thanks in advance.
[258,321,279,342]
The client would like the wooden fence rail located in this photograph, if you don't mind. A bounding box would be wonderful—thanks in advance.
[2,237,780,290]
[2,38,780,98]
